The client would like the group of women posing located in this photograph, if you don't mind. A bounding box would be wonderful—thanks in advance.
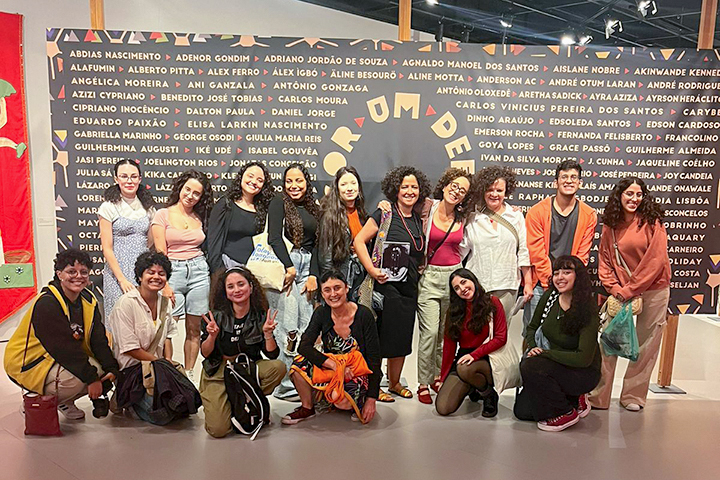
[9,157,670,435]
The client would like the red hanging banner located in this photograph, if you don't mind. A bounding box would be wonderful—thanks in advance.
[0,12,37,323]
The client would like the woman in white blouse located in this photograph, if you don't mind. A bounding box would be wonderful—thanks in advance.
[460,166,533,324]
[98,159,156,324]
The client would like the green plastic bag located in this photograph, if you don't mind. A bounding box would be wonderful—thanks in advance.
[600,302,639,361]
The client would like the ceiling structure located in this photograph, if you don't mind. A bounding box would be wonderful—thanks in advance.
[300,0,713,49]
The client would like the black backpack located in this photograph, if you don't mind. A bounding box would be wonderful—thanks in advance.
[223,354,270,440]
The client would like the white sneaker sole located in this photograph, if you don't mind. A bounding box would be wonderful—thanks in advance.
[281,413,315,425]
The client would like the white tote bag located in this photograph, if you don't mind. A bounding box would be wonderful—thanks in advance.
[246,216,293,291]
[486,316,522,393]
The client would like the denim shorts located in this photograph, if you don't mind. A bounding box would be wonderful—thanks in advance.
[168,255,210,318]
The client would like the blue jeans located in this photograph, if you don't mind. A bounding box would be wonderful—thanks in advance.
[168,255,210,318]
[266,249,314,399]
[522,284,546,338]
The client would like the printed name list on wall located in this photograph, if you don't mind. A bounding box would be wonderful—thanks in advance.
[46,29,720,315]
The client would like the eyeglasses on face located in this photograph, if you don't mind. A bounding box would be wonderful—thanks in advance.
[448,181,468,196]
[117,174,140,182]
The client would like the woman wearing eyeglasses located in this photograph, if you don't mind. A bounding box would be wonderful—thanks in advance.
[414,167,473,404]
[4,249,119,420]
[98,159,156,324]
[589,177,671,412]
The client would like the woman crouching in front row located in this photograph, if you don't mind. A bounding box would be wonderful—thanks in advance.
[282,269,381,425]
[435,268,505,418]
[514,255,601,432]
[199,266,286,438]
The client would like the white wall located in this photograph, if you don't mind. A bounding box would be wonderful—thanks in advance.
[0,0,432,338]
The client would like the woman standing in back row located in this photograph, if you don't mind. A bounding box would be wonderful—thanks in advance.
[98,159,156,324]
[266,163,321,399]
[152,170,214,381]
[589,177,671,412]
[355,165,432,402]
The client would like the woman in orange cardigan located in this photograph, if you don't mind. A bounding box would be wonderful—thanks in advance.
[589,177,671,412]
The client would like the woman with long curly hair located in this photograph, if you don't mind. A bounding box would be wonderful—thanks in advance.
[515,255,601,432]
[151,169,215,382]
[266,162,321,399]
[317,166,368,302]
[435,269,506,417]
[461,165,533,329]
[207,161,274,274]
[355,165,431,402]
[199,266,285,437]
[414,167,473,405]
[589,177,671,412]
[98,159,156,324]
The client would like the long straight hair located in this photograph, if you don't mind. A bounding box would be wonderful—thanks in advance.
[318,166,367,263]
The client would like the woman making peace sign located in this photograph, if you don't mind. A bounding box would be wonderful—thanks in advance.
[199,267,286,438]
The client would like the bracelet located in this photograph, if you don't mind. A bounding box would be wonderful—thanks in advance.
[264,335,274,340]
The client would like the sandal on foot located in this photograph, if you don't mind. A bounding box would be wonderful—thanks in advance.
[378,390,395,403]
[417,386,432,404]
[389,384,413,399]
[430,379,442,394]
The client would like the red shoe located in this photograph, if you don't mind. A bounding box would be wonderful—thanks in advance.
[417,385,432,405]
[537,409,580,432]
[281,406,316,425]
[430,379,442,394]
[577,394,590,418]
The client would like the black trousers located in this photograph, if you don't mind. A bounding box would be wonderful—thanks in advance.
[514,355,600,421]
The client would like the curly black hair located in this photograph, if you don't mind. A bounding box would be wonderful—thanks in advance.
[210,266,268,316]
[54,248,93,273]
[432,167,473,220]
[602,177,664,229]
[550,255,596,336]
[165,170,215,231]
[446,268,496,342]
[226,161,274,234]
[380,165,431,205]
[318,166,368,263]
[103,159,156,211]
[133,251,172,283]
[473,165,517,210]
[282,163,321,247]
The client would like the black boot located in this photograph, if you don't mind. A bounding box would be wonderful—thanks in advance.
[468,388,481,403]
[481,387,499,418]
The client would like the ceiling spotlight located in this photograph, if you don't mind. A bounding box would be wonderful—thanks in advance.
[637,1,658,18]
[560,34,576,46]
[578,34,593,45]
[427,0,438,5]
[500,15,513,29]
[605,18,623,39]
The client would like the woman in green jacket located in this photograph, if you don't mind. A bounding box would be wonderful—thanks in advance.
[514,255,601,432]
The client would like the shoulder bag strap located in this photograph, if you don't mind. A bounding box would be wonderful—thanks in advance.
[426,216,456,264]
[147,296,170,354]
[482,207,520,253]
[612,229,633,277]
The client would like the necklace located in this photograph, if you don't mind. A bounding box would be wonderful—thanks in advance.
[394,203,424,252]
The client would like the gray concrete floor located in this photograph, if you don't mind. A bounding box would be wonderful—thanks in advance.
[1,314,718,480]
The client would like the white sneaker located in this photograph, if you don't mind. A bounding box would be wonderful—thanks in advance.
[186,369,199,386]
[622,402,643,412]
[58,402,85,420]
